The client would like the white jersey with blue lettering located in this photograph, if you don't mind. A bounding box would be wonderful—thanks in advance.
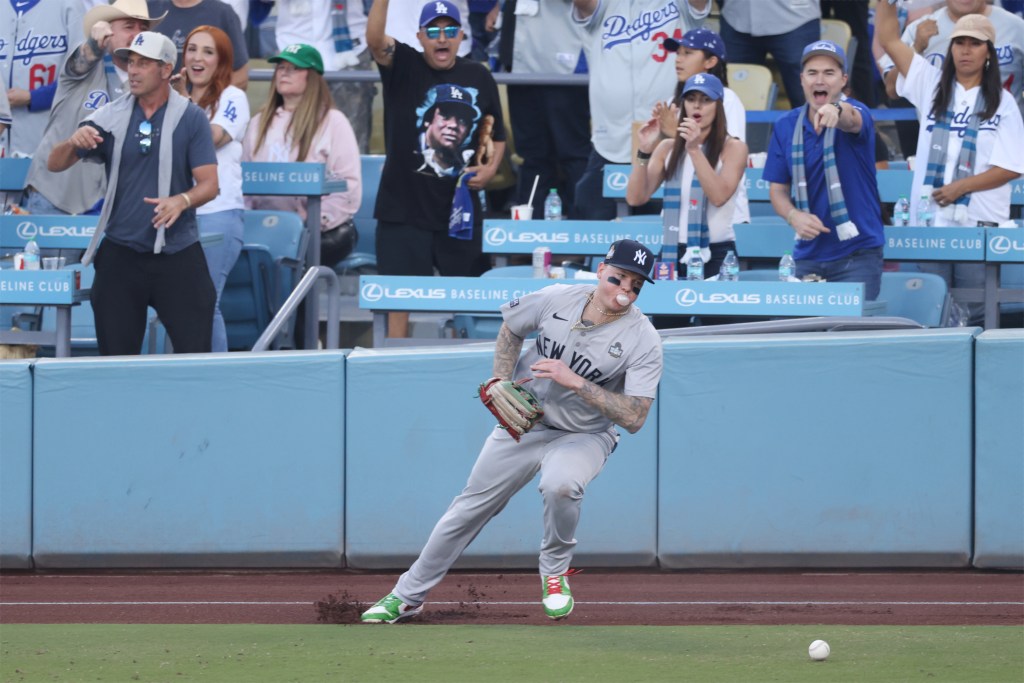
[0,0,84,156]
[501,283,663,434]
[573,0,708,162]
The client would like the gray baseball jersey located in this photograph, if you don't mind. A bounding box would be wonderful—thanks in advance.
[24,45,126,213]
[501,283,663,434]
[0,0,84,157]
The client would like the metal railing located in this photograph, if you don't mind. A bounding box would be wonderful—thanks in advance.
[252,265,342,352]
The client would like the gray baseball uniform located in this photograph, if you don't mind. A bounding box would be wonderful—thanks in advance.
[392,283,663,606]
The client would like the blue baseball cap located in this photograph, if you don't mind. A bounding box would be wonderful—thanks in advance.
[664,28,726,60]
[801,39,846,73]
[419,0,462,27]
[429,83,477,118]
[682,72,724,101]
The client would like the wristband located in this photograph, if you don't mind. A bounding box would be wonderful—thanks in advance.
[180,192,191,209]
[833,102,843,117]
[636,150,652,160]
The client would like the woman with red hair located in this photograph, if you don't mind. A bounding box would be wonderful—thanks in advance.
[177,25,251,352]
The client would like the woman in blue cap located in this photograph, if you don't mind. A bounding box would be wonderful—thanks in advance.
[626,72,748,280]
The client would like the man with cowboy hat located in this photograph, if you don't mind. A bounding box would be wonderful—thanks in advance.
[24,0,166,216]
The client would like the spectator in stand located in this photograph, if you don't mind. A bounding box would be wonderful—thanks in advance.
[1,0,84,158]
[571,0,711,221]
[47,32,219,355]
[875,2,1024,324]
[627,72,748,280]
[272,0,378,154]
[147,0,250,89]
[0,87,10,136]
[820,0,877,107]
[176,26,250,352]
[876,0,1024,157]
[25,0,163,216]
[242,44,362,270]
[660,27,749,232]
[763,40,885,301]
[367,0,506,339]
[501,0,590,219]
[468,0,498,62]
[717,0,821,108]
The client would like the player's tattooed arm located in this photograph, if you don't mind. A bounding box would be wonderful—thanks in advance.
[493,323,524,380]
[575,383,652,434]
[68,40,103,77]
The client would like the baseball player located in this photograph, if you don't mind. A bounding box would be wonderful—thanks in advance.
[362,239,664,624]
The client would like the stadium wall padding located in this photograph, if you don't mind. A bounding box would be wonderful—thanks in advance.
[30,352,346,568]
[2,327,1020,569]
[657,329,976,568]
[973,329,1024,569]
[0,360,33,568]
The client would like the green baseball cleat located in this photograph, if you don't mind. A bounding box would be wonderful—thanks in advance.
[360,593,423,624]
[541,574,574,620]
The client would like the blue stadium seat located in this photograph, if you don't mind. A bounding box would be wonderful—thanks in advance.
[335,154,384,275]
[449,265,537,339]
[220,245,276,350]
[878,271,949,327]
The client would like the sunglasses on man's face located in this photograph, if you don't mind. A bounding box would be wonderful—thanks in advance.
[138,120,152,155]
[424,26,459,40]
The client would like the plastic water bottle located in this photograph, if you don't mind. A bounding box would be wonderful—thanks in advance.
[23,238,40,270]
[720,250,739,281]
[917,193,933,227]
[543,189,562,221]
[685,247,704,280]
[778,251,795,281]
[894,195,910,226]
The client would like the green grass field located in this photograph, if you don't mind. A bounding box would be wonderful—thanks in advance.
[2,624,1022,682]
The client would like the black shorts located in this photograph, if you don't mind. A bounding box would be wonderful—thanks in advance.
[375,220,487,277]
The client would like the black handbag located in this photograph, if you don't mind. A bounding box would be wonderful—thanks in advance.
[319,219,358,267]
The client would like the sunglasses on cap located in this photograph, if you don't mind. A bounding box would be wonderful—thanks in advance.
[424,26,459,40]
[138,120,152,155]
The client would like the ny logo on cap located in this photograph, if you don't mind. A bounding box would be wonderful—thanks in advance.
[634,249,648,266]
[134,34,145,46]
[449,86,463,100]
[435,1,448,13]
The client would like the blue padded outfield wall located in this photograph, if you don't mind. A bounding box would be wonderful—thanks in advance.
[973,330,1024,569]
[2,328,1022,570]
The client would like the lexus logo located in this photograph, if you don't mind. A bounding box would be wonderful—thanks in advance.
[485,227,507,246]
[606,172,628,191]
[15,222,38,240]
[675,288,698,308]
[361,282,384,302]
[989,235,1019,255]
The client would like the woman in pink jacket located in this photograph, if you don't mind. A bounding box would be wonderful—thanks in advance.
[242,43,362,267]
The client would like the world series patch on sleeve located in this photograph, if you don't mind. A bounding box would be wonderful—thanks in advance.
[478,378,544,442]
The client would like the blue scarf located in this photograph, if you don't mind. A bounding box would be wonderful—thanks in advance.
[449,171,476,240]
[924,90,982,225]
[792,105,859,241]
[663,154,711,264]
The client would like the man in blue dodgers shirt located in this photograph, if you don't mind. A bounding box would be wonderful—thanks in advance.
[763,39,885,301]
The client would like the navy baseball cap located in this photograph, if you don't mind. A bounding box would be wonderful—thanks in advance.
[664,28,726,60]
[682,72,724,101]
[603,240,656,284]
[801,39,846,73]
[420,0,462,27]
[429,83,477,119]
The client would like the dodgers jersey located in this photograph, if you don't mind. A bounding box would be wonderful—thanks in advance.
[0,0,83,156]
[573,0,708,162]
[501,283,663,434]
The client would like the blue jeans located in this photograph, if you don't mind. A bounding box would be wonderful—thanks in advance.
[796,246,883,301]
[198,209,244,352]
[25,188,69,215]
[719,17,821,108]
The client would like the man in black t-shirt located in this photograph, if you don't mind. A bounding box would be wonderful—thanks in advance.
[368,0,506,338]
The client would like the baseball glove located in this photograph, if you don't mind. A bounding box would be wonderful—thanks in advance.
[478,377,544,442]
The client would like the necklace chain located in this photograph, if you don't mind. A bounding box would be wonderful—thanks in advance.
[570,293,627,332]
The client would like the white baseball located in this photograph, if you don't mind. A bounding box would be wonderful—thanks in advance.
[808,640,830,661]
[615,293,630,306]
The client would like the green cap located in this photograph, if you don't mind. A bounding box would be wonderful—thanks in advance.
[269,43,324,75]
